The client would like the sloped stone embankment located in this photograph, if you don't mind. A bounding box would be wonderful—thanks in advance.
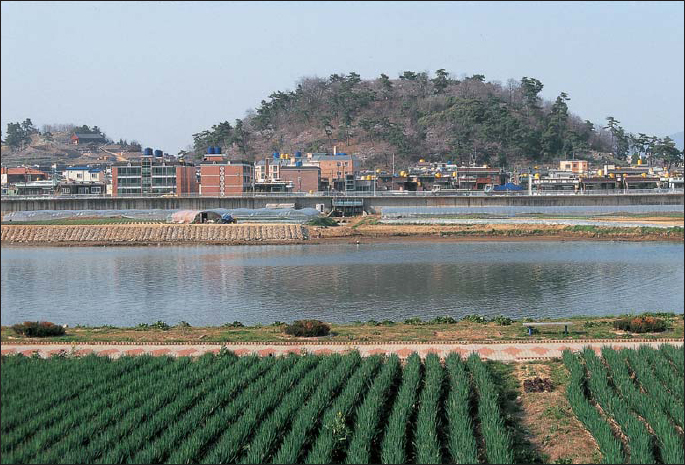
[1,224,308,245]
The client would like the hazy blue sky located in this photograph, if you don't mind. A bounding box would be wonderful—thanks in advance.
[2,1,683,153]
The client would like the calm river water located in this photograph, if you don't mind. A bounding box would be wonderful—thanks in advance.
[1,241,683,326]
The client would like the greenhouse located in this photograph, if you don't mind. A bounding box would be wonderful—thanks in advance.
[3,207,322,224]
[380,204,684,218]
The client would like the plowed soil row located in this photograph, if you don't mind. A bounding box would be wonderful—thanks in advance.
[1,224,307,245]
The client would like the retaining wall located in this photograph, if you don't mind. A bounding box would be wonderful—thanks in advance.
[2,192,682,215]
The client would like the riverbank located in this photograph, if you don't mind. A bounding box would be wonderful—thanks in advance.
[1,219,683,246]
[2,315,682,344]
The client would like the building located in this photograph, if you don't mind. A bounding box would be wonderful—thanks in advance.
[279,166,320,193]
[306,153,360,191]
[454,166,504,190]
[559,160,589,174]
[200,150,254,196]
[70,133,106,145]
[12,180,56,196]
[1,167,49,185]
[623,175,661,190]
[64,166,105,183]
[111,155,198,196]
[56,182,106,195]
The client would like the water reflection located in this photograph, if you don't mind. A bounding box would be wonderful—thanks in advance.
[1,241,683,326]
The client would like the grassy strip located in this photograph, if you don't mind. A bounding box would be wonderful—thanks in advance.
[201,356,328,464]
[467,354,513,464]
[343,355,401,464]
[642,346,685,401]
[129,355,271,464]
[163,355,304,464]
[602,348,684,465]
[413,353,443,464]
[1,356,158,453]
[624,349,684,428]
[270,352,363,464]
[582,348,654,463]
[562,350,625,464]
[659,343,684,377]
[238,354,359,464]
[304,356,383,464]
[2,356,172,463]
[379,353,422,464]
[41,354,226,464]
[445,353,479,464]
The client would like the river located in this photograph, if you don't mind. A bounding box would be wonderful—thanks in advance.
[1,241,683,326]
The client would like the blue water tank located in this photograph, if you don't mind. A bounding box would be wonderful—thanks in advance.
[214,146,221,154]
[295,151,302,158]
[208,146,215,155]
[154,149,163,157]
[296,161,303,167]
[338,152,346,156]
[273,152,280,159]
[144,147,153,156]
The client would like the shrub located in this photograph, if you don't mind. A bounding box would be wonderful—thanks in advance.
[613,316,667,333]
[403,317,423,325]
[462,314,488,324]
[222,321,245,328]
[492,315,513,326]
[176,321,191,328]
[151,320,170,330]
[307,217,338,227]
[430,316,458,324]
[11,321,65,338]
[284,320,331,337]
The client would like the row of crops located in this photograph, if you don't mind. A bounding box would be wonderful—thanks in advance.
[563,345,684,464]
[1,351,514,464]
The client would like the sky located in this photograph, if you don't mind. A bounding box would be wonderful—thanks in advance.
[2,1,683,154]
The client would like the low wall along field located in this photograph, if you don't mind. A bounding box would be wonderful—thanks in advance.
[0,224,308,245]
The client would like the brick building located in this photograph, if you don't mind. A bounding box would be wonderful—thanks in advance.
[279,166,321,192]
[200,153,254,196]
[111,155,198,196]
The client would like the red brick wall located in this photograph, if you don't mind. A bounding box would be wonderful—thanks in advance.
[280,167,320,192]
[200,164,253,196]
[111,166,118,197]
[176,166,199,194]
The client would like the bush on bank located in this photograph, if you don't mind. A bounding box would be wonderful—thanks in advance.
[284,320,331,337]
[613,316,668,333]
[12,321,65,337]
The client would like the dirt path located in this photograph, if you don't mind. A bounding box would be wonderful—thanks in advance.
[2,339,681,359]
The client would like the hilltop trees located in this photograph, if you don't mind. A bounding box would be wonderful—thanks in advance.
[191,70,629,167]
[163,71,682,169]
[4,119,37,150]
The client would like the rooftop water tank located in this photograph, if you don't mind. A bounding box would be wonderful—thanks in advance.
[273,152,280,159]
[214,146,221,154]
[154,149,163,157]
[144,147,153,156]
[295,151,302,158]
[208,146,215,155]
[296,161,302,167]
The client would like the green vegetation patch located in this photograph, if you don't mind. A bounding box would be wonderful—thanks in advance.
[2,351,520,465]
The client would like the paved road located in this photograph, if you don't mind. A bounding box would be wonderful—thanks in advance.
[2,339,681,361]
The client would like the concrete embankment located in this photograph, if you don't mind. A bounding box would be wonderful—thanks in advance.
[1,192,682,214]
[0,224,308,245]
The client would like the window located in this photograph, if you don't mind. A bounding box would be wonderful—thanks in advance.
[91,187,101,194]
[61,187,70,194]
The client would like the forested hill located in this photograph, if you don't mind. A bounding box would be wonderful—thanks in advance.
[191,71,678,168]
